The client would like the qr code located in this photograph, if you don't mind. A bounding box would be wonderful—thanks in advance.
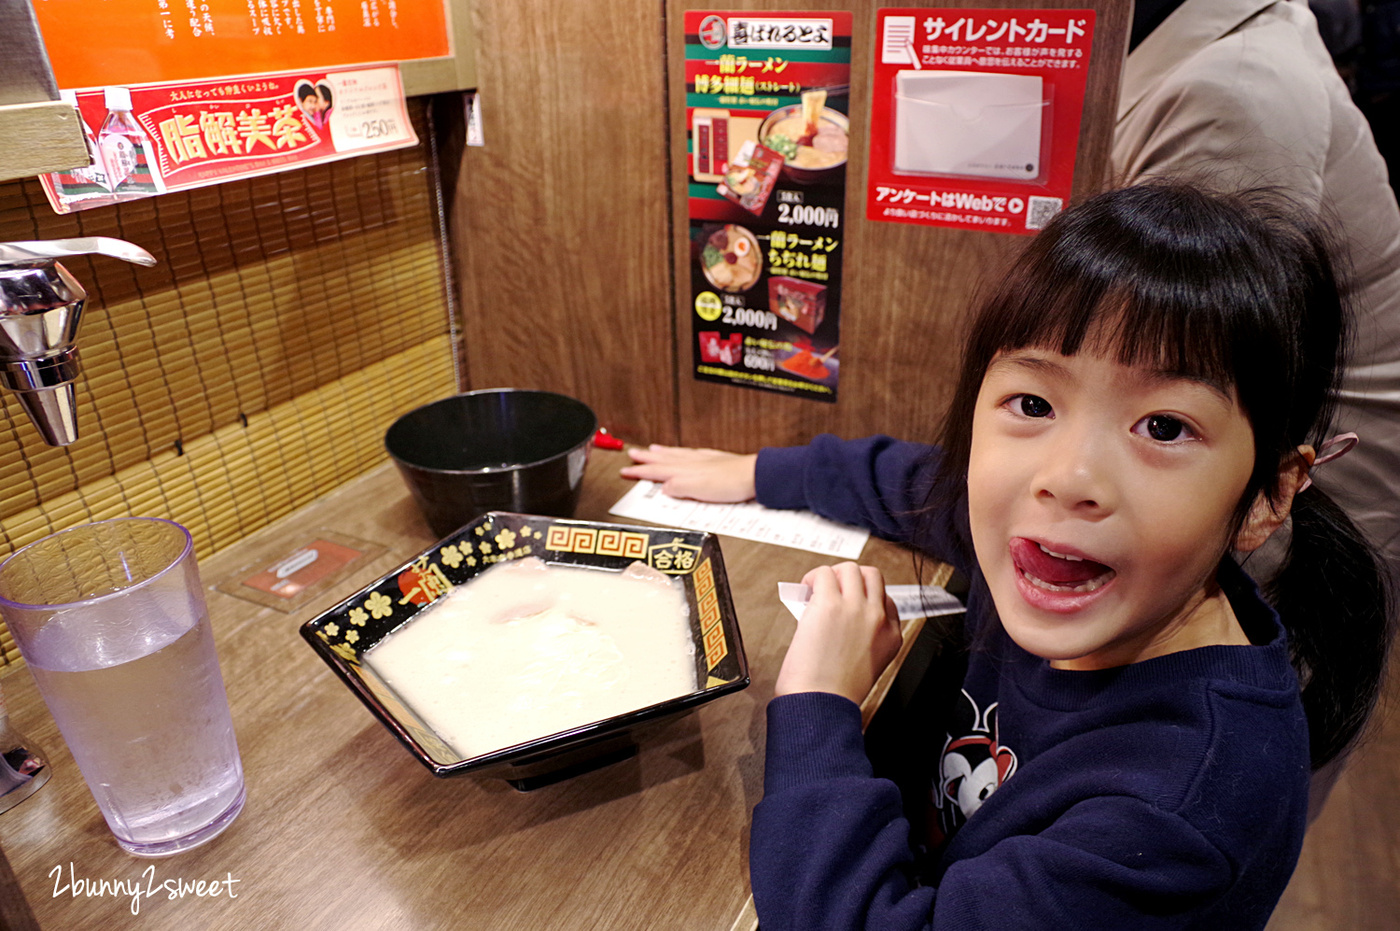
[1026,196,1064,231]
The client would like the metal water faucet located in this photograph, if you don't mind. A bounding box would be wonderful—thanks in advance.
[0,237,156,446]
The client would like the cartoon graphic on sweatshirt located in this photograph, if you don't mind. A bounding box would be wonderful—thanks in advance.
[929,689,1018,846]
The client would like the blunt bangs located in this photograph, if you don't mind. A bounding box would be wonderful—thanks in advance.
[971,186,1295,411]
[937,183,1347,511]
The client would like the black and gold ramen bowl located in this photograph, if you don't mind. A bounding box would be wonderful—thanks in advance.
[300,512,747,789]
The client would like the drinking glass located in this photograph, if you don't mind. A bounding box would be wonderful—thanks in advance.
[0,518,245,856]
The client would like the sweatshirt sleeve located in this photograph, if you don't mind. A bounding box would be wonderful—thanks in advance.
[754,434,956,556]
[752,697,1240,931]
[751,692,937,931]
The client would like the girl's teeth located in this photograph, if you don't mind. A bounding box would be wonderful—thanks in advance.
[1038,543,1083,562]
[1022,568,1114,593]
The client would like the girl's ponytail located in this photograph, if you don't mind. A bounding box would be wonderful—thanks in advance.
[1267,484,1393,769]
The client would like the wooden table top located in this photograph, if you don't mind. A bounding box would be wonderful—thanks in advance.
[0,448,939,930]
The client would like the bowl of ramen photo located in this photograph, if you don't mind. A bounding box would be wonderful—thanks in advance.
[301,512,748,790]
[700,223,762,293]
[759,90,850,183]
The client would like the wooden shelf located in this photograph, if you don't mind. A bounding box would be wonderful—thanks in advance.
[0,100,87,183]
[402,0,479,96]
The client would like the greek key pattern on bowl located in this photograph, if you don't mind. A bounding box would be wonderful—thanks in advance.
[694,558,728,668]
[545,525,649,559]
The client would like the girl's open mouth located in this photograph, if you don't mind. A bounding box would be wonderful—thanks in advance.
[1009,538,1116,596]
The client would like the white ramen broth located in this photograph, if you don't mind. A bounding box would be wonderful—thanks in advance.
[765,114,848,169]
[366,557,697,759]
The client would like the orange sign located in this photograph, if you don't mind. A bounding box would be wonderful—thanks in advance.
[31,0,451,90]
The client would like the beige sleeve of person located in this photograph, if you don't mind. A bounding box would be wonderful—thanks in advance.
[1112,21,1329,203]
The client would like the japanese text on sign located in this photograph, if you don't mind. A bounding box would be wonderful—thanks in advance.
[728,18,833,49]
[34,0,446,90]
[920,14,1087,44]
[157,105,313,163]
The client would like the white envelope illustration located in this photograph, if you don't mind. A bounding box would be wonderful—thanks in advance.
[894,70,1045,181]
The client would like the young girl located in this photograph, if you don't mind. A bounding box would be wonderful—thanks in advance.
[622,183,1392,929]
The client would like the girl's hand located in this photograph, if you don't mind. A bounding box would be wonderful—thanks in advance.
[620,444,758,502]
[775,563,903,705]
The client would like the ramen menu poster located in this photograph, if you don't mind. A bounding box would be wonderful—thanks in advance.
[684,11,852,403]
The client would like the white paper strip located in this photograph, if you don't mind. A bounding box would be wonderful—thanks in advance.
[609,481,870,559]
[778,582,964,622]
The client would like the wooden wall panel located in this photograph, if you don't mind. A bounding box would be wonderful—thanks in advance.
[451,0,679,444]
[669,0,1131,450]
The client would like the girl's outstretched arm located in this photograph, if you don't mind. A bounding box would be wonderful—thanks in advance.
[626,435,963,566]
[620,444,757,502]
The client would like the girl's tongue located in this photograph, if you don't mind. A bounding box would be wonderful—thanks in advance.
[1010,538,1113,586]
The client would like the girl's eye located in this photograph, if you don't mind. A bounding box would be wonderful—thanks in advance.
[1016,395,1053,418]
[1134,414,1194,443]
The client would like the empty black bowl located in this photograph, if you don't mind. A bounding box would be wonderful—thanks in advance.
[384,389,598,538]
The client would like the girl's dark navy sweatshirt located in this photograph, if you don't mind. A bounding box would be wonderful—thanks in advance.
[749,434,1310,930]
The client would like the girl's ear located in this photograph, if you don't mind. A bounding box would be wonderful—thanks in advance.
[1234,445,1316,552]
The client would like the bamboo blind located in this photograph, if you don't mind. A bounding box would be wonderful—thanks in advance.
[0,102,458,668]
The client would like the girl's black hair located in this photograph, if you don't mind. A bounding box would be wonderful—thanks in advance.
[929,182,1392,770]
